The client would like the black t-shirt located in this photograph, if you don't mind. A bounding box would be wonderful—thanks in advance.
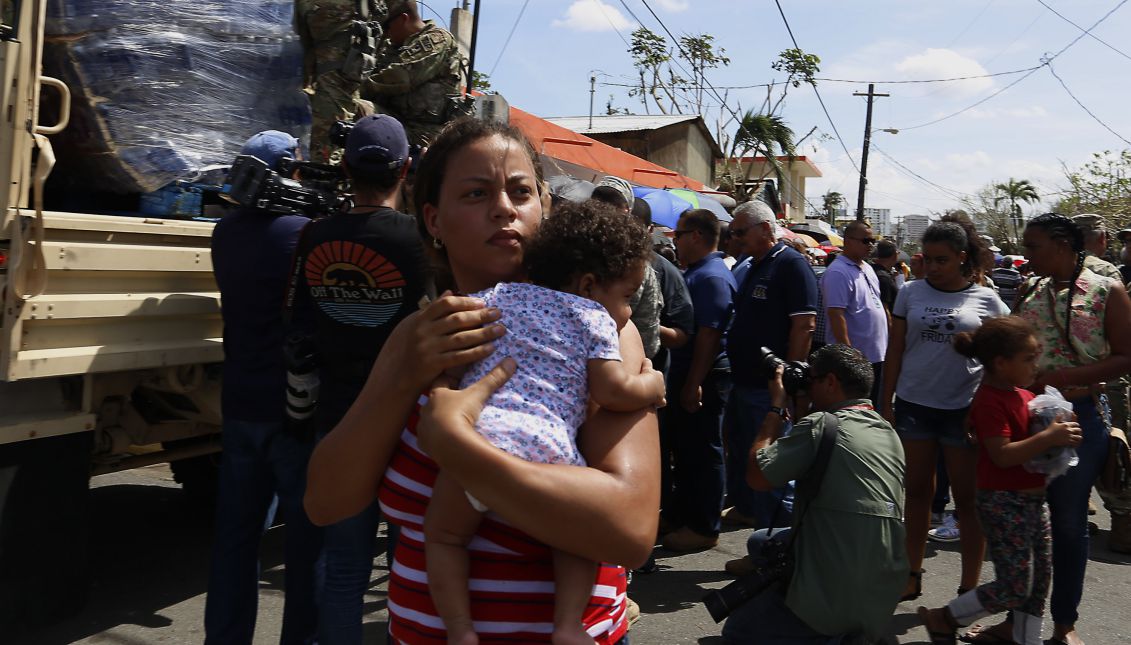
[869,261,898,312]
[294,207,428,424]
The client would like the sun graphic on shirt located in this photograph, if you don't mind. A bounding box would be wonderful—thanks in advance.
[304,240,407,289]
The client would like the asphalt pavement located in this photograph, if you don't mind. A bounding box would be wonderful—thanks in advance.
[14,465,1131,644]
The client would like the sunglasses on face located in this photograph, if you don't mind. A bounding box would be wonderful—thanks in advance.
[849,237,876,246]
[673,229,696,239]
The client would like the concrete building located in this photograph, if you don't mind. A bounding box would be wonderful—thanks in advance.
[831,207,893,236]
[545,114,724,188]
[903,214,931,244]
[719,156,823,221]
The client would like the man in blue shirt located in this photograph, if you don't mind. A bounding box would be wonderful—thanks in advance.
[207,131,321,645]
[661,209,737,552]
[724,200,817,531]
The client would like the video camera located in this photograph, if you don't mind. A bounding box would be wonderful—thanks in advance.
[329,120,422,175]
[758,347,811,396]
[702,532,794,623]
[221,155,342,217]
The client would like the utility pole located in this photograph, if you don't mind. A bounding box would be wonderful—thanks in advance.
[854,84,889,221]
[466,0,482,91]
[589,75,596,130]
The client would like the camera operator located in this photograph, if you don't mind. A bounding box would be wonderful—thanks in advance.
[722,344,908,644]
[206,130,322,644]
[291,114,429,642]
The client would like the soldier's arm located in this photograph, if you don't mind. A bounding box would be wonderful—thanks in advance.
[365,33,453,95]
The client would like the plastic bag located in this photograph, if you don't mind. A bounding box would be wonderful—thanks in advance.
[1026,386,1080,481]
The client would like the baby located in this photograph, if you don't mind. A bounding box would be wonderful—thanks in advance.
[424,200,666,645]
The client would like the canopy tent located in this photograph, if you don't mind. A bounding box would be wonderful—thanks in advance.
[668,189,732,222]
[546,175,594,203]
[632,187,694,228]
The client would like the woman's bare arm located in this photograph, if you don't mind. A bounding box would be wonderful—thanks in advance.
[417,323,660,568]
[1047,282,1131,388]
[881,317,907,421]
[304,295,504,526]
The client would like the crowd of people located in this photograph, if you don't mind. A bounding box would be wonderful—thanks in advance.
[201,8,1131,639]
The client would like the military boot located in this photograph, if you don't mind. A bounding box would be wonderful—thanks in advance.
[1110,513,1131,554]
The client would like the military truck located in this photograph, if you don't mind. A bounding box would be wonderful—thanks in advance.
[1,0,228,628]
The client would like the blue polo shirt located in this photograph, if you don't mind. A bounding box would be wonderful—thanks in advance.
[728,241,818,387]
[670,251,737,376]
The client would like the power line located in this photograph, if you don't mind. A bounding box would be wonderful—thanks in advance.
[416,1,449,29]
[813,68,1040,85]
[596,0,632,47]
[1046,62,1131,146]
[1036,0,1131,62]
[870,143,976,202]
[771,0,862,178]
[488,0,530,76]
[897,0,1129,131]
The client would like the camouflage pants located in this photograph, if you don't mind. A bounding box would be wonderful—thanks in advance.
[1099,379,1131,515]
[295,0,359,163]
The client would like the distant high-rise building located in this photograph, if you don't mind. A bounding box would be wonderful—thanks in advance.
[831,207,892,236]
[903,214,931,243]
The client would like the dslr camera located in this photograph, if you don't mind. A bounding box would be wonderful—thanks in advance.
[702,532,794,622]
[758,347,811,395]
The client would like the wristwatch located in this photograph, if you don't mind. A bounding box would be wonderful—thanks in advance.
[767,406,788,419]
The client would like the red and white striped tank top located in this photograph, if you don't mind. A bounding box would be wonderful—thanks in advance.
[377,399,629,644]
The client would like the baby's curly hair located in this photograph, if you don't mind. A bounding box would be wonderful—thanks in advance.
[524,200,652,289]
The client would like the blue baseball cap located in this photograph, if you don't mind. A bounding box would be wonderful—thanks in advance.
[345,115,409,174]
[240,130,299,170]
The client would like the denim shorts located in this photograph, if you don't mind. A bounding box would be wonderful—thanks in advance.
[893,397,972,447]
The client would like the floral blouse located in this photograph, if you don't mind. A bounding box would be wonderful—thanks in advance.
[1015,268,1116,372]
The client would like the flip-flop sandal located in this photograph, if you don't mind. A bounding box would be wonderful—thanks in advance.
[918,606,958,645]
[958,623,1012,644]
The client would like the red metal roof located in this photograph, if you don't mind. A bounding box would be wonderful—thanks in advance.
[509,106,707,191]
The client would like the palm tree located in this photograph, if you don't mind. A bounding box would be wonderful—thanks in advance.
[727,111,797,201]
[822,191,844,226]
[993,178,1039,241]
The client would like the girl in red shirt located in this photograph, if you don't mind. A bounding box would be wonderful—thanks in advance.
[918,316,1082,645]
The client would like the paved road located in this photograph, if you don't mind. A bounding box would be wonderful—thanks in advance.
[15,465,1131,644]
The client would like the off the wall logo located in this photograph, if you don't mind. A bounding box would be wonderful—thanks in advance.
[305,240,406,327]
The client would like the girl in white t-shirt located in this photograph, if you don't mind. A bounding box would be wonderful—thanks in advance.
[880,216,1008,602]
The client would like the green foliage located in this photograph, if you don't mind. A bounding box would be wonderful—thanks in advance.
[771,48,821,88]
[1059,150,1131,228]
[822,190,844,224]
[471,71,492,92]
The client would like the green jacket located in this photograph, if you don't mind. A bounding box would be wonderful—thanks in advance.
[756,400,908,639]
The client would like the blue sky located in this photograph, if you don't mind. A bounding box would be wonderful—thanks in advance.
[430,0,1131,221]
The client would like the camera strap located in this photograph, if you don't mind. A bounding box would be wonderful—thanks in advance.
[282,221,314,329]
[766,411,840,542]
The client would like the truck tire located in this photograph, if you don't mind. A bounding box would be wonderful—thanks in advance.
[0,432,93,631]
[166,439,221,506]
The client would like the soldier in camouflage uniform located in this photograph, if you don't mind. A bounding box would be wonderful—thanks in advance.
[361,0,466,148]
[1072,213,1131,553]
[295,0,386,163]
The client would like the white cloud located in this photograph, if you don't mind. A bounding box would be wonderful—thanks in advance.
[894,48,994,98]
[653,0,690,11]
[552,1,634,32]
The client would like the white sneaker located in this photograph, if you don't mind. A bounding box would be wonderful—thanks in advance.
[928,514,961,543]
[930,511,945,527]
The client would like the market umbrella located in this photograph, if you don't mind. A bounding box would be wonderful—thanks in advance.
[632,187,694,229]
[788,224,828,242]
[546,175,594,203]
[794,233,820,248]
[818,243,840,254]
[808,247,828,258]
[668,188,732,222]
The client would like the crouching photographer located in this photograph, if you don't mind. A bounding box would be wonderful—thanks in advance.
[715,344,909,644]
